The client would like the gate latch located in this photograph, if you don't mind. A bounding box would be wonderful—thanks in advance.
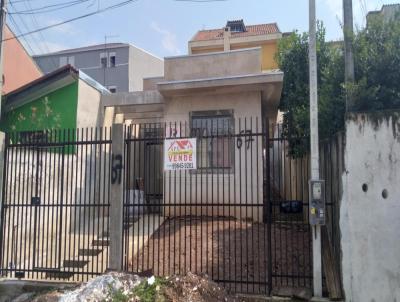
[31,197,40,206]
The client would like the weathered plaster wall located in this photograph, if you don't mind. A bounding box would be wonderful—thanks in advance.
[143,77,164,91]
[76,78,102,128]
[129,46,164,92]
[164,91,262,121]
[164,48,261,81]
[341,111,400,302]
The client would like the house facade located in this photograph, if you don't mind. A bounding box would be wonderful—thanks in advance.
[188,19,282,71]
[0,65,108,133]
[101,47,283,221]
[33,43,164,93]
[2,25,43,94]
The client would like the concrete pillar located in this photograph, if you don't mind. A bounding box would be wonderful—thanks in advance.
[103,106,115,128]
[108,124,124,271]
[115,113,124,124]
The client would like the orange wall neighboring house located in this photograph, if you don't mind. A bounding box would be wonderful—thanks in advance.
[261,42,279,70]
[190,41,279,70]
[2,25,43,94]
[231,41,279,70]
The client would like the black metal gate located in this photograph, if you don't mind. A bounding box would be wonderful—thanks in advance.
[0,122,319,295]
[0,129,111,281]
[122,118,312,295]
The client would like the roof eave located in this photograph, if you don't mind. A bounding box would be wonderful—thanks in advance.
[3,65,79,113]
[157,72,283,94]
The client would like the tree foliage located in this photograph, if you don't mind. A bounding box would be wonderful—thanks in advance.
[276,16,400,156]
[349,15,400,111]
[276,22,345,157]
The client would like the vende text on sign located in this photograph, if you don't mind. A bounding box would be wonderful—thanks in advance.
[164,138,197,171]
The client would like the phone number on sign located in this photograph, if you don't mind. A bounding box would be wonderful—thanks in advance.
[170,162,194,170]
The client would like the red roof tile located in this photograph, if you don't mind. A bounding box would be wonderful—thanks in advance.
[191,23,280,42]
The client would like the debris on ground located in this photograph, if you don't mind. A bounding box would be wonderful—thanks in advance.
[163,272,239,302]
[22,271,240,302]
[59,272,142,302]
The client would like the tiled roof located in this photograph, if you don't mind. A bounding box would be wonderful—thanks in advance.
[190,23,280,42]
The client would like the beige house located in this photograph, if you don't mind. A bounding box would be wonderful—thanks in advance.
[101,46,283,221]
[188,19,282,71]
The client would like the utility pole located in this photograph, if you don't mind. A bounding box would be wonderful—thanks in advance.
[343,0,355,110]
[0,0,8,117]
[309,0,323,298]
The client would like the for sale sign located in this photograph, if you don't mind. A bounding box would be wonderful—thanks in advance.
[164,138,197,171]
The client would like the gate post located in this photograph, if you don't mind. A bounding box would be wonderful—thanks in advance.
[109,124,124,271]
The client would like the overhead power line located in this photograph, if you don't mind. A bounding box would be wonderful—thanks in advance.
[6,0,230,43]
[3,0,139,42]
[8,1,40,55]
[9,0,91,15]
[23,0,59,67]
[7,13,35,54]
[8,0,41,3]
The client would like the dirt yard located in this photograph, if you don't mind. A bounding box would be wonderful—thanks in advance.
[127,216,312,294]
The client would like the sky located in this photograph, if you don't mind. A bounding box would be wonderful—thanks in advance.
[7,0,393,58]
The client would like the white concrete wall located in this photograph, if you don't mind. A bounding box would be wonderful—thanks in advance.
[164,48,262,82]
[76,79,102,128]
[340,112,400,302]
[129,46,164,92]
[164,91,262,121]
[1,139,110,275]
[143,77,164,91]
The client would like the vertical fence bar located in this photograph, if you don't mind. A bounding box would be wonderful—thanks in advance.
[265,119,273,294]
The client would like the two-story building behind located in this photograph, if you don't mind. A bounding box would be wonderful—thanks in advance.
[33,43,164,93]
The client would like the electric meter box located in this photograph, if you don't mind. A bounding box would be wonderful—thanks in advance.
[309,180,326,226]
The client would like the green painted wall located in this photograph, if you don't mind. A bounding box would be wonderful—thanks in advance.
[0,82,78,133]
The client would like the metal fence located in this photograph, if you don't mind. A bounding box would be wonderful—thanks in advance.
[0,121,343,296]
[0,129,111,281]
[122,119,312,295]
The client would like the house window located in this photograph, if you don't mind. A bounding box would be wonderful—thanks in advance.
[108,86,117,93]
[59,56,75,67]
[68,56,75,66]
[191,110,234,171]
[100,53,108,68]
[59,56,67,67]
[109,53,116,67]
